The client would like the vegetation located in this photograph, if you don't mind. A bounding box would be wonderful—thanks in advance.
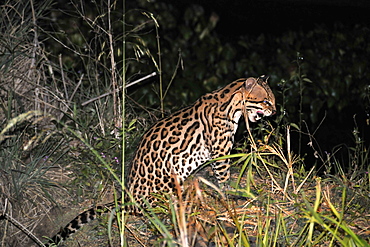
[0,0,369,246]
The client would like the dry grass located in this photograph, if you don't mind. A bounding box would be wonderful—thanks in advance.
[40,162,370,247]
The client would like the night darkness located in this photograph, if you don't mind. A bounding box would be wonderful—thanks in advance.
[170,0,370,36]
[161,0,370,169]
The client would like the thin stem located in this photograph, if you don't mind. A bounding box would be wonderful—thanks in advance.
[153,16,163,117]
[108,0,119,126]
[297,52,303,155]
[121,0,126,246]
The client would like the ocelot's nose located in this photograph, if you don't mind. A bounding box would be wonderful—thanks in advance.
[271,109,276,115]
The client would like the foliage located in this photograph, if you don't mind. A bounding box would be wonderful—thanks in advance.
[0,111,66,246]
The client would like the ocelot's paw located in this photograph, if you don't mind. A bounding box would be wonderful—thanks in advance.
[220,183,233,192]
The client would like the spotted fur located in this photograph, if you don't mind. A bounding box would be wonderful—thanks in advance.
[46,76,276,246]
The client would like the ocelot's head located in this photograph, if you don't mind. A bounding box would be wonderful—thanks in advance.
[243,76,276,122]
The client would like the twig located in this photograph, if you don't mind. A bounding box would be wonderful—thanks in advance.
[70,73,84,101]
[59,54,69,101]
[81,72,156,106]
[107,0,118,125]
[0,212,45,247]
[125,72,157,88]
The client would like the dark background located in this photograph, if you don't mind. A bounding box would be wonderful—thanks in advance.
[170,0,370,35]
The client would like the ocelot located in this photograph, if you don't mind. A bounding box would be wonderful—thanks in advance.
[45,76,276,246]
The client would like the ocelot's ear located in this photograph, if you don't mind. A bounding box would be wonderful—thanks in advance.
[258,75,269,84]
[245,77,257,90]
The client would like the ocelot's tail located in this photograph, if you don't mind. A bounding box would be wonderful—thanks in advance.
[45,200,118,247]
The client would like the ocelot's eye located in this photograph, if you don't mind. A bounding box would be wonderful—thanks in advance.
[263,100,271,106]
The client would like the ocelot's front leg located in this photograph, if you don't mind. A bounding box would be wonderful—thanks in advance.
[211,159,231,185]
[209,138,233,189]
